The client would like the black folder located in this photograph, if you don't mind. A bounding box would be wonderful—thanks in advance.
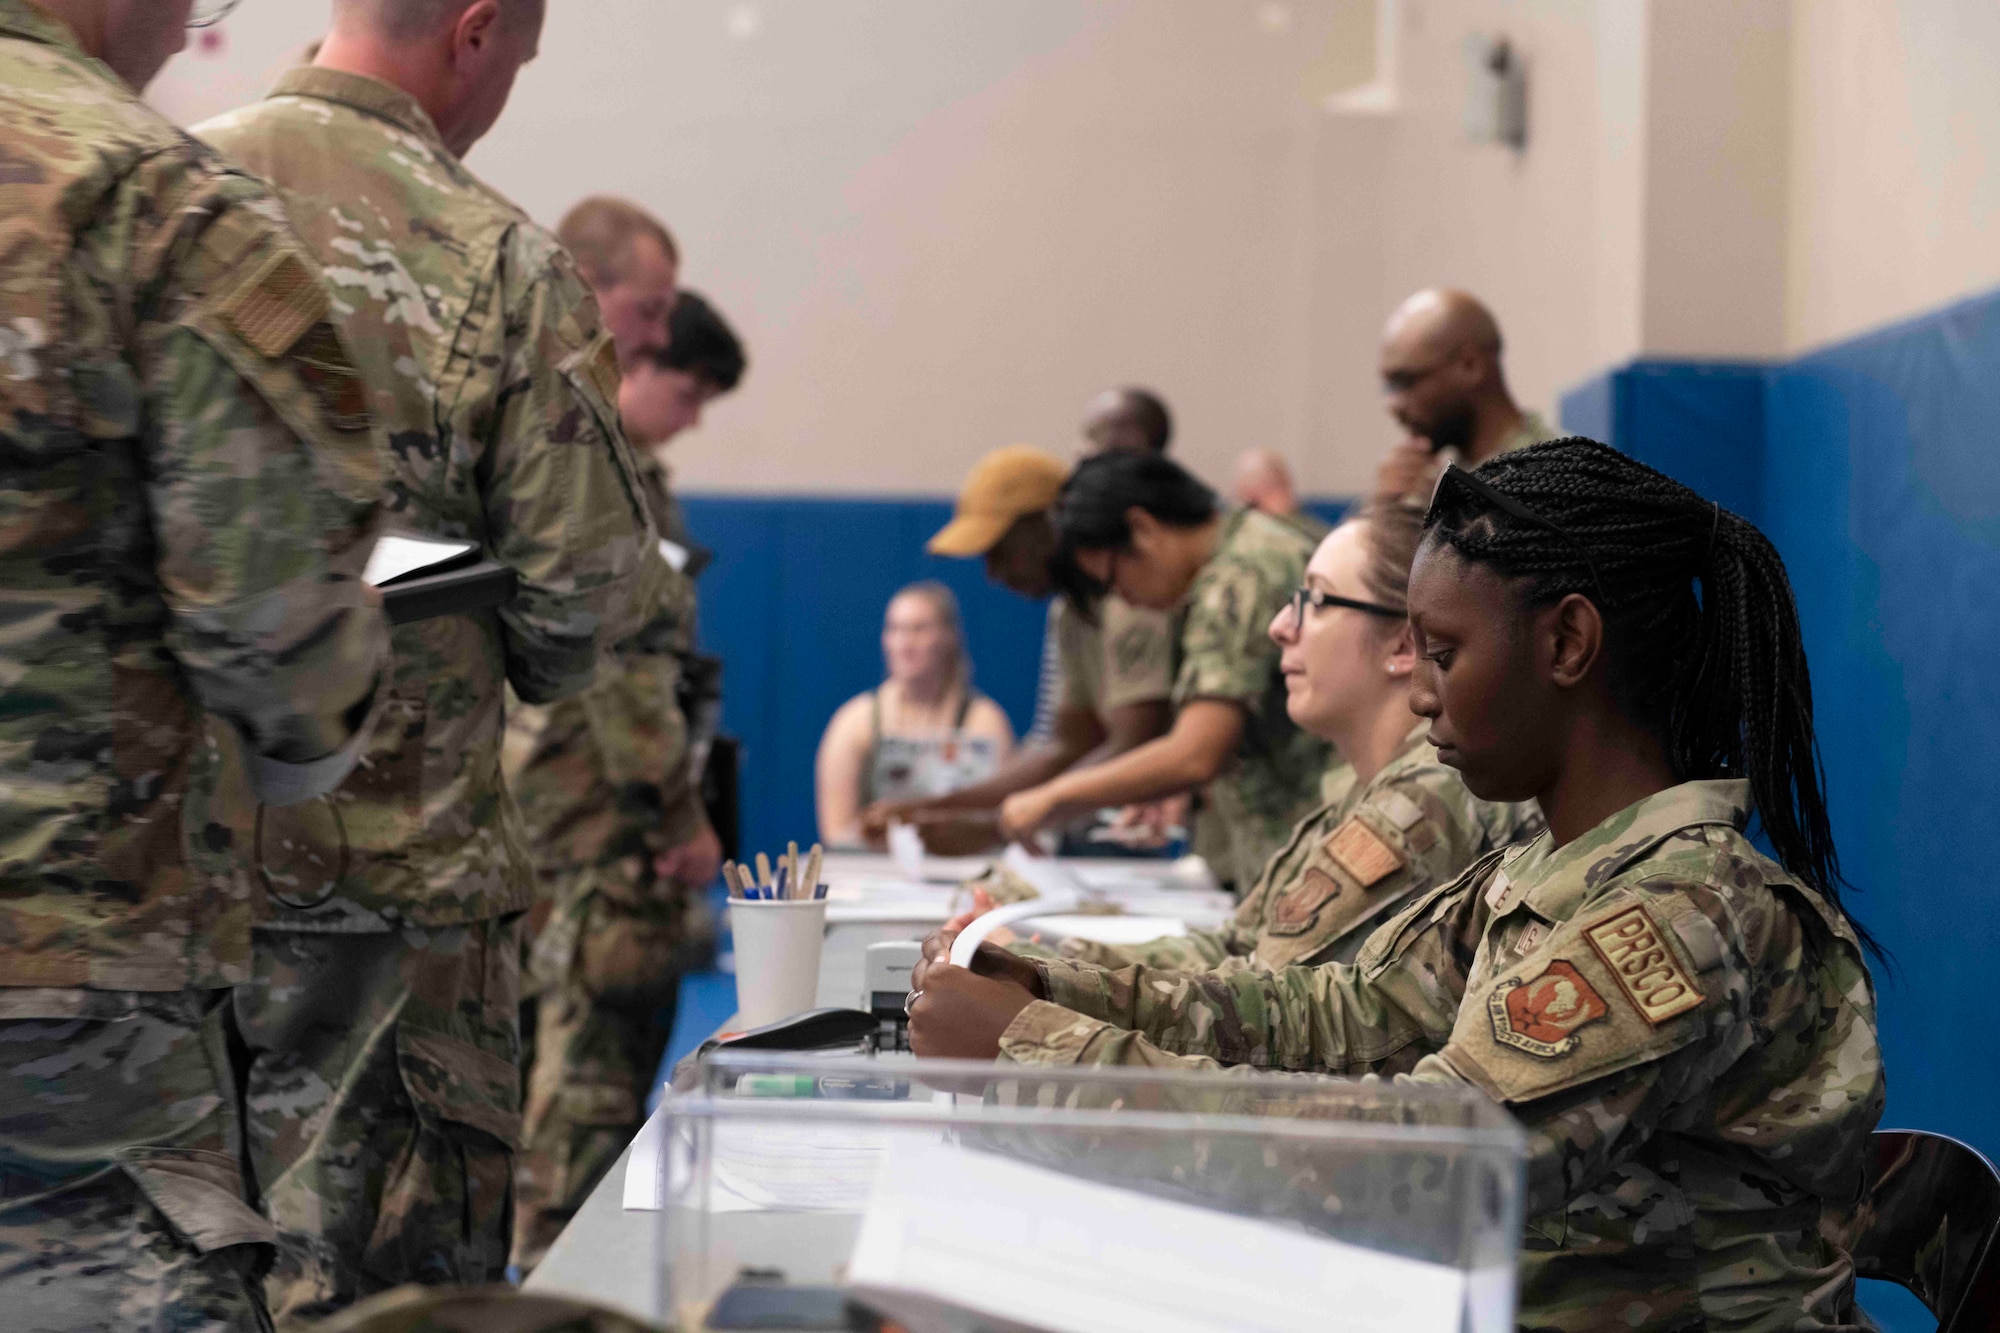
[377,546,519,626]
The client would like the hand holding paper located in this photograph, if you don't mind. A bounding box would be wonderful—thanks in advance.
[904,962,1036,1059]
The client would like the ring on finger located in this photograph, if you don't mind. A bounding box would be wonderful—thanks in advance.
[904,988,923,1017]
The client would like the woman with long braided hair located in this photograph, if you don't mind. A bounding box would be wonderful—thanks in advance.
[911,437,1884,1330]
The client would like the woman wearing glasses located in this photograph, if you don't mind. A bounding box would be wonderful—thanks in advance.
[994,452,1334,892]
[914,438,1883,1331]
[997,499,1540,980]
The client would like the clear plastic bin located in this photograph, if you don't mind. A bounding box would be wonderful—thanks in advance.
[654,1051,1525,1333]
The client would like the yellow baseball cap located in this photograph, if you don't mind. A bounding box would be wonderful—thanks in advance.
[927,445,1069,557]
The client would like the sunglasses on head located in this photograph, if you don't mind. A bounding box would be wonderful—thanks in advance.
[1425,462,1612,607]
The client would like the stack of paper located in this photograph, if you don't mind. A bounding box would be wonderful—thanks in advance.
[846,1137,1471,1333]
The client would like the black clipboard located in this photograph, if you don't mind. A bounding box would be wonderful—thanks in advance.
[377,546,519,626]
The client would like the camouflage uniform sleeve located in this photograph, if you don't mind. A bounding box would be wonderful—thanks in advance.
[1007,873,1488,1072]
[485,239,668,704]
[1410,877,1757,1216]
[1052,923,1242,971]
[1173,556,1284,716]
[135,168,389,803]
[643,666,710,852]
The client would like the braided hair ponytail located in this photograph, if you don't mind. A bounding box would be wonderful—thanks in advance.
[1424,437,1878,956]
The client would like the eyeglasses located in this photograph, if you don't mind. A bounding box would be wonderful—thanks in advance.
[188,0,243,29]
[1288,586,1406,627]
[1426,462,1612,606]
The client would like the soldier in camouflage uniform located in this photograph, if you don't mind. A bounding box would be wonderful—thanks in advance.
[1016,502,1539,976]
[913,440,1885,1330]
[1373,287,1555,504]
[1054,722,1539,976]
[195,1,667,1319]
[855,445,1174,854]
[0,2,391,1328]
[1000,452,1334,891]
[508,287,748,1272]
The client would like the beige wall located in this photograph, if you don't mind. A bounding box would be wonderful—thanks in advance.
[147,0,2000,496]
[1787,0,2000,350]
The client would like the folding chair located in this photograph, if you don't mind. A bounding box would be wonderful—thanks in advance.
[1829,1130,2000,1332]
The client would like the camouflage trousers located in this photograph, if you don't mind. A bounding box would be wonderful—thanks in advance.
[231,918,524,1327]
[0,987,274,1333]
[512,862,687,1272]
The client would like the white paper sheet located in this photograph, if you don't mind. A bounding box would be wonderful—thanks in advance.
[631,1110,898,1215]
[622,1105,670,1210]
[846,1138,1469,1333]
[886,823,926,880]
[949,893,1077,966]
[1015,914,1187,945]
[1000,843,1092,899]
[826,901,958,925]
[362,534,475,587]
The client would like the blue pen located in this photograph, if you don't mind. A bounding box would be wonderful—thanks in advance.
[775,866,789,899]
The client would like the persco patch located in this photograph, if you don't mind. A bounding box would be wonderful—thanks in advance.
[1487,960,1608,1058]
[1323,817,1403,888]
[220,249,329,359]
[1584,904,1706,1026]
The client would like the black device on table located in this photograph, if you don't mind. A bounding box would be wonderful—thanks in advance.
[708,1272,883,1331]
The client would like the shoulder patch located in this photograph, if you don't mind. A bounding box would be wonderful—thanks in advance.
[1375,788,1425,831]
[1324,817,1403,887]
[1487,959,1609,1057]
[1584,904,1706,1025]
[586,333,622,405]
[1269,867,1341,932]
[220,249,328,359]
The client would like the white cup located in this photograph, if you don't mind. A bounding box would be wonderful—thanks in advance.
[727,897,828,1029]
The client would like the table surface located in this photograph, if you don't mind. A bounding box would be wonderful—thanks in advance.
[521,852,1214,1321]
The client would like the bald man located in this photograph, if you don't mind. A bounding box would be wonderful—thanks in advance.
[1231,448,1329,543]
[1081,386,1173,456]
[1374,288,1550,502]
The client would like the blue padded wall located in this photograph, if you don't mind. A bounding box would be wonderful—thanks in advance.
[679,494,1354,860]
[679,495,1049,857]
[1561,292,2000,1175]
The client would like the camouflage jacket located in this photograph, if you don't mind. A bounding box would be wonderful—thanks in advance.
[199,69,666,931]
[506,453,706,879]
[0,4,388,991]
[1173,508,1335,890]
[1055,723,1541,973]
[1003,780,1885,1331]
